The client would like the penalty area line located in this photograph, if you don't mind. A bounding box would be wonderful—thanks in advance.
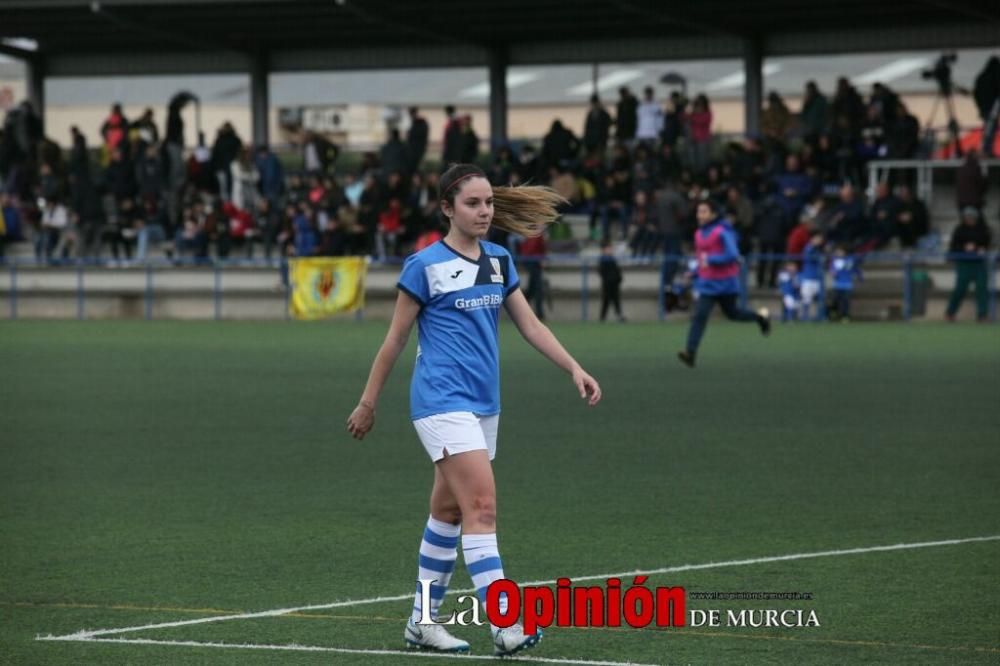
[36,636,663,666]
[37,534,1000,641]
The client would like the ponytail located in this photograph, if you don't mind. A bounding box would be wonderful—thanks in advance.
[491,185,567,237]
[439,163,566,238]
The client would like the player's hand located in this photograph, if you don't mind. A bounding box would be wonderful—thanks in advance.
[572,368,602,407]
[347,401,375,440]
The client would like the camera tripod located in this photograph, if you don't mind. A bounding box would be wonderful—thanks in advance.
[925,87,964,158]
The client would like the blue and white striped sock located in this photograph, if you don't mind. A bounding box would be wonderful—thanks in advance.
[411,516,461,623]
[462,532,509,627]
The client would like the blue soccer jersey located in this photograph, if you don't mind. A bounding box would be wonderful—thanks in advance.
[801,243,824,280]
[396,240,520,420]
[831,256,861,291]
[778,270,800,298]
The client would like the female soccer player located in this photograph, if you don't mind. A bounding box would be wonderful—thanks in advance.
[677,198,770,368]
[346,164,602,656]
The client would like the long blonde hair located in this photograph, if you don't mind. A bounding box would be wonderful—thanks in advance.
[439,163,566,238]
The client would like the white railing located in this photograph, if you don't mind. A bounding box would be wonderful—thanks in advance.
[866,158,1000,209]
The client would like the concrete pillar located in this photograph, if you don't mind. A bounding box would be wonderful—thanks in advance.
[743,37,763,137]
[488,46,508,153]
[250,51,269,148]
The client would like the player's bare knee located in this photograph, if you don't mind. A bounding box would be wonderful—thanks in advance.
[430,498,462,524]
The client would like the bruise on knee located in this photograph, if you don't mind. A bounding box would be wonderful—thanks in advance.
[472,496,496,528]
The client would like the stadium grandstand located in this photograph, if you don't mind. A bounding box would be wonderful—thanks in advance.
[0,0,997,323]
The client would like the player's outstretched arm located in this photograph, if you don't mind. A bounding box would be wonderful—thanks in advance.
[347,291,421,439]
[504,289,602,407]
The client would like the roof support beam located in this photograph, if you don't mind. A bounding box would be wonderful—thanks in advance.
[88,2,244,55]
[767,23,998,56]
[916,0,1000,24]
[0,43,40,62]
[250,50,270,148]
[488,46,509,152]
[743,36,763,137]
[46,51,252,76]
[40,22,998,78]
[612,0,748,39]
[26,55,46,132]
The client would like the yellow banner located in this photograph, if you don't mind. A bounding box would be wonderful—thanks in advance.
[289,257,367,320]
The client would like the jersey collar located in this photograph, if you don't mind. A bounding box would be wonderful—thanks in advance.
[440,239,483,264]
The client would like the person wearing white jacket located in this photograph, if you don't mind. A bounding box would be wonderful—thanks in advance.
[635,86,664,144]
[38,198,70,263]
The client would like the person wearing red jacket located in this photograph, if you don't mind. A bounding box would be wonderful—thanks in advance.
[519,233,547,320]
[100,103,128,158]
[786,215,814,261]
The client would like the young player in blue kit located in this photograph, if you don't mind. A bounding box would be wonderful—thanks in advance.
[829,245,862,320]
[346,164,602,656]
[799,233,826,320]
[778,262,801,321]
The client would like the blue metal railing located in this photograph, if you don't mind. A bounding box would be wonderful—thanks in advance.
[1,252,996,322]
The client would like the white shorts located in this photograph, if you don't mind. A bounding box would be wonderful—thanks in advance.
[413,411,499,462]
[800,279,821,304]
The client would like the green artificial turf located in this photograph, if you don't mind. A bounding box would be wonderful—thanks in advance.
[1,320,998,665]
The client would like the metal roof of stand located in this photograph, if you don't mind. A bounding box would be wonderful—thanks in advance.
[1,0,997,145]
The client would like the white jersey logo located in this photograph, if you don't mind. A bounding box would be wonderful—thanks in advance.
[455,294,502,311]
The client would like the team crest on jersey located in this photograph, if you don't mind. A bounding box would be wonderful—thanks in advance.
[489,257,504,283]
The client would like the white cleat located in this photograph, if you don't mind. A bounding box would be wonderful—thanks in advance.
[492,623,542,657]
[404,618,470,653]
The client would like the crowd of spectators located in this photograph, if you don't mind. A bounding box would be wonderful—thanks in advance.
[0,75,993,279]
[534,80,946,271]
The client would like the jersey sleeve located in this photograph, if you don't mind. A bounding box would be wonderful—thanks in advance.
[397,254,430,305]
[707,226,741,265]
[503,249,521,298]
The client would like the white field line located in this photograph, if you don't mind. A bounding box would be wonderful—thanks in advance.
[37,636,661,666]
[38,534,1000,642]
